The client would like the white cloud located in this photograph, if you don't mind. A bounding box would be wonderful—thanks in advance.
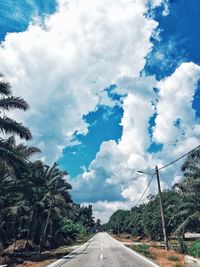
[74,62,200,222]
[153,62,200,146]
[85,200,132,223]
[0,0,159,162]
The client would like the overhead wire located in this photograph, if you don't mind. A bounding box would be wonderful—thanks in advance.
[134,172,156,206]
[158,144,200,171]
[159,172,172,188]
[133,144,200,207]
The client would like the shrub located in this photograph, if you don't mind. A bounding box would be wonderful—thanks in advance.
[188,240,200,257]
[60,219,87,239]
[167,255,180,262]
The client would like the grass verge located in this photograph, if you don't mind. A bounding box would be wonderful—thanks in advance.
[130,244,156,260]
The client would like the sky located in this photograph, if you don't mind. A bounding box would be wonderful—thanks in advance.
[0,0,200,222]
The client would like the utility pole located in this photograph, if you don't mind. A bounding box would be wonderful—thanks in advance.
[155,165,169,250]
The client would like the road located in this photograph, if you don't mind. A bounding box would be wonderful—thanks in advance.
[49,232,159,267]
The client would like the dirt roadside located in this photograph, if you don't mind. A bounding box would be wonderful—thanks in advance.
[112,234,186,267]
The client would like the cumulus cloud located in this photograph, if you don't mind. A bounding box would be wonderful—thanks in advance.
[85,200,132,223]
[153,62,200,146]
[74,62,200,221]
[0,0,159,162]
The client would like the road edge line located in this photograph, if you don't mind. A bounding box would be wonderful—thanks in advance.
[107,233,160,267]
[47,234,96,267]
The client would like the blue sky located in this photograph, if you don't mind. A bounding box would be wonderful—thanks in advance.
[0,0,57,40]
[58,104,123,177]
[1,0,200,221]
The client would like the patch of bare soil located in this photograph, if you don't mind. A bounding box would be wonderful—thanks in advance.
[150,247,185,267]
[112,234,186,267]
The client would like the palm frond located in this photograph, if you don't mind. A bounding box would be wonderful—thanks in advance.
[6,136,16,146]
[0,80,11,96]
[0,96,29,111]
[174,211,200,235]
[16,144,41,158]
[0,116,32,140]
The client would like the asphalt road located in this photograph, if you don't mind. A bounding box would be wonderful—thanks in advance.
[49,232,160,267]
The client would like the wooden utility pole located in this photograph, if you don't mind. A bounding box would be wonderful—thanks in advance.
[155,165,169,250]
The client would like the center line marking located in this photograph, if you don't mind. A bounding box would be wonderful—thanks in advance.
[100,253,103,260]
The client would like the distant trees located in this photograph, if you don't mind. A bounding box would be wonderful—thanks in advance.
[105,149,200,240]
[106,209,130,234]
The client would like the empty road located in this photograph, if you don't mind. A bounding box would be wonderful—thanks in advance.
[49,232,159,267]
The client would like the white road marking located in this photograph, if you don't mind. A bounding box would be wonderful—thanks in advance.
[106,233,159,267]
[100,253,103,260]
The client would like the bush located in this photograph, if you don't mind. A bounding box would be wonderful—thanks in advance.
[60,219,87,239]
[188,240,200,257]
[131,244,156,260]
[167,255,180,262]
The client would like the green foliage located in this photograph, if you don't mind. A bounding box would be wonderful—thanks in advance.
[173,148,200,235]
[188,240,200,257]
[129,205,145,236]
[0,76,95,252]
[60,219,87,239]
[167,255,180,262]
[105,209,130,234]
[0,77,32,175]
[0,158,95,250]
[105,148,200,241]
[131,244,156,260]
[105,190,182,241]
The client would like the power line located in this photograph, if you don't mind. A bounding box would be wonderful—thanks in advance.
[158,144,200,171]
[133,144,200,206]
[134,172,155,206]
[159,172,172,188]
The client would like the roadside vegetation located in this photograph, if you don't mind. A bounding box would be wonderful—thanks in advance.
[105,142,200,262]
[0,76,98,265]
[130,244,156,260]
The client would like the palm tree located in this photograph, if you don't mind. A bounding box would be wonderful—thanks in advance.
[0,76,32,173]
[173,148,200,235]
[0,78,31,139]
[0,138,41,248]
[17,161,72,247]
[1,136,40,176]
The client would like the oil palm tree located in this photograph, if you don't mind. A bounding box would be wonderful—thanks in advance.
[0,78,31,139]
[0,76,32,173]
[173,148,200,235]
[0,139,41,247]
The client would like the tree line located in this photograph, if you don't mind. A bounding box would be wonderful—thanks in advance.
[105,149,200,241]
[0,76,95,253]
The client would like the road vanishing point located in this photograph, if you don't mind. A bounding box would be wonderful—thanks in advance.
[48,232,159,267]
